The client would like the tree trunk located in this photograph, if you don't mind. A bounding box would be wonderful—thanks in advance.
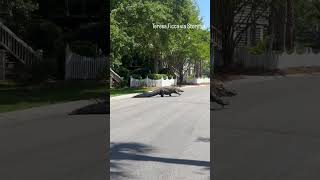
[222,37,235,69]
[286,0,294,51]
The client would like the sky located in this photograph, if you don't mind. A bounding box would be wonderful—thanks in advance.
[194,0,210,29]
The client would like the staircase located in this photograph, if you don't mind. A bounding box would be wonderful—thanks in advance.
[110,68,123,87]
[0,22,42,80]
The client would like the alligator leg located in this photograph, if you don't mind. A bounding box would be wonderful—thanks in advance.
[211,93,229,107]
[160,90,164,97]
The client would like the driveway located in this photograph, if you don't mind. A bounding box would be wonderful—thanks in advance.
[213,75,320,180]
[111,86,210,180]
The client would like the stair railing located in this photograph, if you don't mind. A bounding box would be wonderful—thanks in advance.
[0,22,42,65]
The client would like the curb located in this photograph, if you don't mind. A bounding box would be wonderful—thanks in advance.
[110,84,209,101]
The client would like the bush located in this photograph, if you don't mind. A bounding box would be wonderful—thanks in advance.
[114,66,130,80]
[131,74,142,79]
[148,74,168,80]
[119,79,129,88]
[25,20,63,54]
[70,41,98,57]
[158,68,174,75]
[131,68,151,78]
[247,39,267,55]
[13,58,58,83]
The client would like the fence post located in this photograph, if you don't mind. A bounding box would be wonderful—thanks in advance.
[130,76,132,87]
[160,77,163,87]
[0,50,6,80]
[146,76,149,87]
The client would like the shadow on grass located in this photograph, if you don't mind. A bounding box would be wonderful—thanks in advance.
[110,87,152,97]
[110,142,210,179]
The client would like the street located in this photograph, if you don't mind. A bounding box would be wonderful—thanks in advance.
[0,100,106,180]
[213,75,320,180]
[110,86,210,180]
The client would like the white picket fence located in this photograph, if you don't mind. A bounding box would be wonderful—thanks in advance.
[186,77,210,84]
[130,76,177,87]
[234,48,320,70]
[234,48,278,70]
[65,46,107,80]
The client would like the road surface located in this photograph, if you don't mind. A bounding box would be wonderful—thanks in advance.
[213,75,320,180]
[110,86,210,180]
[0,100,106,180]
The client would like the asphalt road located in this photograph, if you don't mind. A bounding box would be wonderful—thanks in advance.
[0,100,106,180]
[110,86,210,180]
[213,75,320,180]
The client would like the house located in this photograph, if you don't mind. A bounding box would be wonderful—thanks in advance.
[233,5,269,48]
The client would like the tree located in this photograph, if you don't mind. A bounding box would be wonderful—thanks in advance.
[111,0,210,82]
[3,0,39,36]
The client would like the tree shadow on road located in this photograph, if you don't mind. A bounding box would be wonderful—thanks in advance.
[196,137,210,143]
[110,142,210,179]
[132,95,180,98]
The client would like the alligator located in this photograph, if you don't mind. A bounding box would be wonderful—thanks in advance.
[211,93,229,107]
[211,79,237,107]
[134,87,184,98]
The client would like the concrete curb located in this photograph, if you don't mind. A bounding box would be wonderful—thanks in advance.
[110,84,209,101]
[223,74,320,86]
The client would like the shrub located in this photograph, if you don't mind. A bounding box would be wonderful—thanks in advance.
[162,74,168,80]
[131,68,151,78]
[131,74,142,80]
[148,74,168,80]
[119,79,129,88]
[115,66,130,80]
[70,41,98,57]
[25,20,63,54]
[13,58,58,83]
[247,39,267,55]
[158,68,174,75]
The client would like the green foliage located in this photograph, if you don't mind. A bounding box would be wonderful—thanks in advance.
[111,0,210,77]
[118,79,129,88]
[148,74,168,80]
[130,68,151,79]
[13,58,58,83]
[4,0,39,36]
[131,74,142,79]
[247,40,267,55]
[70,41,98,57]
[25,20,63,56]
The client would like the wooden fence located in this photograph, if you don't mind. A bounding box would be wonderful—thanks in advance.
[130,76,177,87]
[65,46,107,80]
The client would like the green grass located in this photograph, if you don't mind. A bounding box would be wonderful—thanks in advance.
[110,87,152,97]
[0,80,106,113]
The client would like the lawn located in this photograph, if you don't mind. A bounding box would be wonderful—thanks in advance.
[0,80,107,113]
[110,87,152,97]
